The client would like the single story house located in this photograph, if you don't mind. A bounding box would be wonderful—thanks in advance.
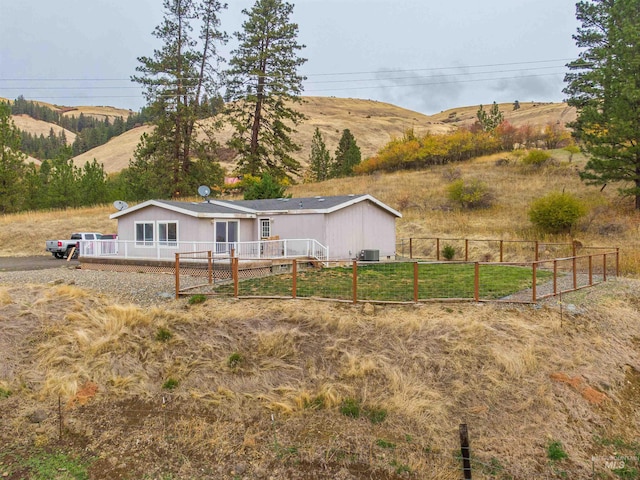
[107,194,401,261]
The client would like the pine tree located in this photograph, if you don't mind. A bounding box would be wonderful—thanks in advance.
[564,0,640,209]
[225,0,307,180]
[132,0,227,198]
[0,103,27,212]
[307,127,332,182]
[476,102,504,132]
[331,129,361,178]
[78,159,109,206]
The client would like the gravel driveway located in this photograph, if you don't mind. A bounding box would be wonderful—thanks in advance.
[0,257,179,306]
[0,255,79,271]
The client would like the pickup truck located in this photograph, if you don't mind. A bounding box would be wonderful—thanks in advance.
[45,232,102,259]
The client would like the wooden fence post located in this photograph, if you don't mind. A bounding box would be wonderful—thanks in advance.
[409,238,413,259]
[603,254,608,282]
[208,250,213,285]
[459,423,472,479]
[175,253,180,300]
[352,261,358,304]
[532,262,537,302]
[588,255,593,285]
[233,257,239,298]
[534,241,539,262]
[465,239,469,262]
[292,259,297,299]
[553,260,558,295]
[499,240,504,263]
[436,238,440,261]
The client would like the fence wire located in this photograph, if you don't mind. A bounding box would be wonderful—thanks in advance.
[175,250,618,304]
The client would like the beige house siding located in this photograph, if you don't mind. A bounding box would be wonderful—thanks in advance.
[326,201,397,260]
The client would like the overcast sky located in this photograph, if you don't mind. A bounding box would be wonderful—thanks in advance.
[0,0,581,115]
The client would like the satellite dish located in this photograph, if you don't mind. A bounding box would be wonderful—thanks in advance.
[198,185,211,201]
[113,200,129,211]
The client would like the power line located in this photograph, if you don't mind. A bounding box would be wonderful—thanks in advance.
[0,58,573,83]
[303,58,574,77]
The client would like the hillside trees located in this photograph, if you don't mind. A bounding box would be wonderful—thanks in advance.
[332,129,361,177]
[564,0,640,209]
[131,0,227,198]
[307,128,332,182]
[0,103,27,213]
[225,0,307,180]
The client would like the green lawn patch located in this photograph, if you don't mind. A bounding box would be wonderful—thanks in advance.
[215,262,553,302]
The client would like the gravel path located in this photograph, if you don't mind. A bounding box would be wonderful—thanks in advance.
[0,265,181,306]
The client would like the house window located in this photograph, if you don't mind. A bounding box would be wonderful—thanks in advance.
[158,222,178,246]
[260,218,271,239]
[135,222,154,246]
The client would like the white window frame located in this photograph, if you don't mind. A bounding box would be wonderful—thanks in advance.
[135,222,154,247]
[158,221,178,247]
[214,220,239,254]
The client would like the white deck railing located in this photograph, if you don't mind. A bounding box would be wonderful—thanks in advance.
[78,238,329,262]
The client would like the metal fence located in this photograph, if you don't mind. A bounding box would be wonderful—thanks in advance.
[396,237,614,263]
[175,250,619,304]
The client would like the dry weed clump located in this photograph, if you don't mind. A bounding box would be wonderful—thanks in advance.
[0,288,12,305]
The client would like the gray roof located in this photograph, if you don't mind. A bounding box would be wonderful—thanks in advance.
[215,194,367,212]
[155,199,244,215]
[110,194,401,219]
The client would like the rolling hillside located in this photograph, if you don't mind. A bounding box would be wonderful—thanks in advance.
[0,134,638,478]
[8,96,576,175]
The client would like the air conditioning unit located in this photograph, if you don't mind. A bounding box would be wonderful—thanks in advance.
[359,249,380,261]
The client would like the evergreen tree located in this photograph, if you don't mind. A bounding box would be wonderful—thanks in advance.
[46,149,81,208]
[225,0,307,180]
[0,103,27,212]
[564,0,640,209]
[21,163,44,211]
[332,129,361,178]
[476,102,504,132]
[78,159,109,206]
[307,127,332,182]
[131,0,227,198]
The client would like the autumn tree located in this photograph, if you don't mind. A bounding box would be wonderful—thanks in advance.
[331,129,361,178]
[225,0,307,180]
[243,172,289,199]
[131,0,227,198]
[564,0,640,208]
[307,127,332,182]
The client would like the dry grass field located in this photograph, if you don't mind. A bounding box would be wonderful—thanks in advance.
[1,140,640,478]
[7,96,576,176]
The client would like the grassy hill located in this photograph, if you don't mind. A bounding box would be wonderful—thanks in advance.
[8,96,576,175]
[0,145,639,478]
